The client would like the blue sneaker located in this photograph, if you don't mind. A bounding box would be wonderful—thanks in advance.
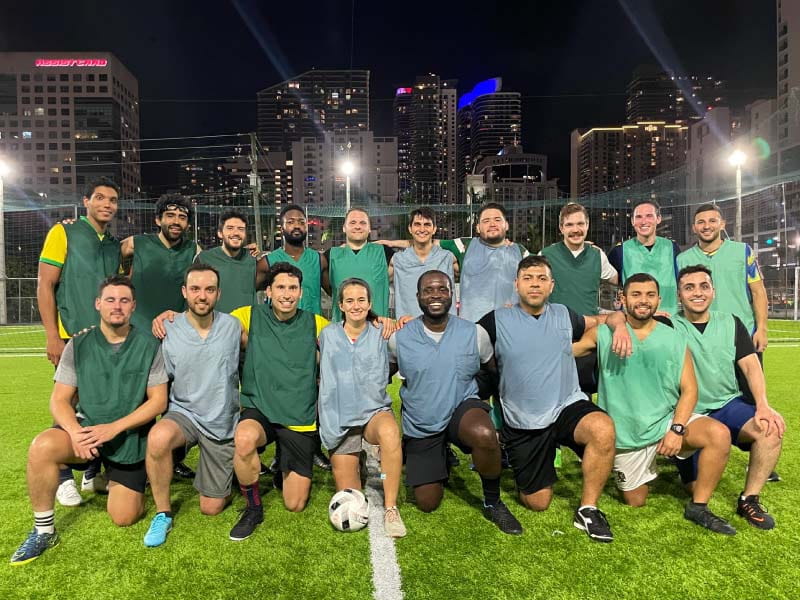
[10,530,60,566]
[143,513,173,547]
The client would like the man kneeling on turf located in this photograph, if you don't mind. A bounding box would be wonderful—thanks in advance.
[144,264,242,547]
[478,255,625,543]
[388,270,523,535]
[673,265,785,529]
[574,273,736,535]
[11,276,168,565]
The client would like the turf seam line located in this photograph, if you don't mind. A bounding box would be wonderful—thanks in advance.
[363,442,404,600]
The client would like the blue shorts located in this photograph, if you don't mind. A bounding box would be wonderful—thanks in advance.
[676,396,755,484]
[709,396,756,451]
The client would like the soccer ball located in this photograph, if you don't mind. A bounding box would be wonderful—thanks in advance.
[328,488,369,532]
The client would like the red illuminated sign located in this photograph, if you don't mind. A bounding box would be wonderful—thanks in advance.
[396,87,412,96]
[35,58,108,68]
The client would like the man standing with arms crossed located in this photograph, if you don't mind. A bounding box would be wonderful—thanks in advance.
[144,264,242,547]
[37,176,122,506]
[11,276,167,565]
[195,210,269,313]
[608,200,681,316]
[673,265,784,529]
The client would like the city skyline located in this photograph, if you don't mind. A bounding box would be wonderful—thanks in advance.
[0,0,775,191]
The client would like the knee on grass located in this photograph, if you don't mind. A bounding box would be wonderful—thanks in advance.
[199,497,228,516]
[519,491,552,512]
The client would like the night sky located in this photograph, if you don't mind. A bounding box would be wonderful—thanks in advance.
[0,0,776,192]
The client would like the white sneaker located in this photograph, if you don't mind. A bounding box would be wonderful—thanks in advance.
[56,479,82,507]
[81,472,107,493]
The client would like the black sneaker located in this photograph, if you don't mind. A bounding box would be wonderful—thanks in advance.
[313,451,332,471]
[483,501,523,535]
[683,502,736,535]
[737,494,775,530]
[446,446,460,468]
[573,506,613,543]
[259,462,270,476]
[229,507,264,541]
[272,470,283,491]
[767,470,782,483]
[173,462,196,480]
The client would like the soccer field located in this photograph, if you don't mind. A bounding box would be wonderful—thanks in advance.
[0,338,797,599]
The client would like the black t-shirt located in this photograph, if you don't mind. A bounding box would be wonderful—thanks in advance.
[478,305,586,346]
[690,315,756,362]
[323,244,394,266]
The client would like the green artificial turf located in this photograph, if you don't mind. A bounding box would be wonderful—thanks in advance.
[0,334,797,599]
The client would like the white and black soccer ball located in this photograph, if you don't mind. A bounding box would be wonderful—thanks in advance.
[328,488,369,532]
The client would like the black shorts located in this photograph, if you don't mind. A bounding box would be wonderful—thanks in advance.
[53,424,148,493]
[67,458,147,493]
[240,407,315,479]
[501,399,605,495]
[402,398,491,487]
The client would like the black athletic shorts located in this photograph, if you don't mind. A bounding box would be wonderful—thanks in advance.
[53,424,148,493]
[402,398,491,487]
[240,407,315,479]
[66,457,147,493]
[501,399,605,495]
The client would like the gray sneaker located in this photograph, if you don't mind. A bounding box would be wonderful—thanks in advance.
[384,507,407,538]
[684,502,736,535]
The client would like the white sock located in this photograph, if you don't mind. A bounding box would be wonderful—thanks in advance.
[34,510,55,535]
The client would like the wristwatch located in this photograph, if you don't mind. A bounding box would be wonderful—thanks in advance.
[669,423,686,436]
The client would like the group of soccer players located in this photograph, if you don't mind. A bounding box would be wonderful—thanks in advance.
[10,176,785,565]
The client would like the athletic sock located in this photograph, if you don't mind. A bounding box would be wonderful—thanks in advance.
[239,482,262,509]
[157,511,173,519]
[578,504,597,512]
[34,510,55,535]
[480,475,501,506]
[58,467,73,484]
[84,458,101,479]
[690,501,708,508]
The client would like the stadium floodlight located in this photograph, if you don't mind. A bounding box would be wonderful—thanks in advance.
[340,160,355,177]
[728,149,747,241]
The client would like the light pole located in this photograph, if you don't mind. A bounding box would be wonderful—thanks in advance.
[0,160,9,325]
[728,149,747,241]
[341,160,355,212]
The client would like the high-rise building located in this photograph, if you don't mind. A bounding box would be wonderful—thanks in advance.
[256,69,369,153]
[571,121,688,242]
[393,87,413,197]
[0,52,141,199]
[291,129,397,247]
[777,0,800,173]
[456,78,521,199]
[626,65,726,125]
[397,74,457,204]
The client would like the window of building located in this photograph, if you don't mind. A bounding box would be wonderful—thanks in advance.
[63,177,72,184]
[35,154,45,161]
[48,120,56,127]
[73,86,82,93]
[87,86,95,93]
[34,85,43,93]
[49,143,57,150]
[72,74,82,82]
[60,86,69,93]
[47,109,56,116]
[99,74,108,81]
[22,131,32,139]
[99,86,108,93]
[61,109,69,115]
[47,74,56,82]
[61,131,70,139]
[47,86,56,93]
[21,74,30,81]
[50,177,59,184]
[33,74,42,82]
[34,97,43,105]
[61,143,70,150]
[21,97,30,104]
[87,74,95,81]
[61,98,69,104]
[61,120,69,127]
[60,74,68,82]
[35,143,44,150]
[47,97,56,104]
[63,165,71,172]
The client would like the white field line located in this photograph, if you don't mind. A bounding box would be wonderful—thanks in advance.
[363,443,404,600]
